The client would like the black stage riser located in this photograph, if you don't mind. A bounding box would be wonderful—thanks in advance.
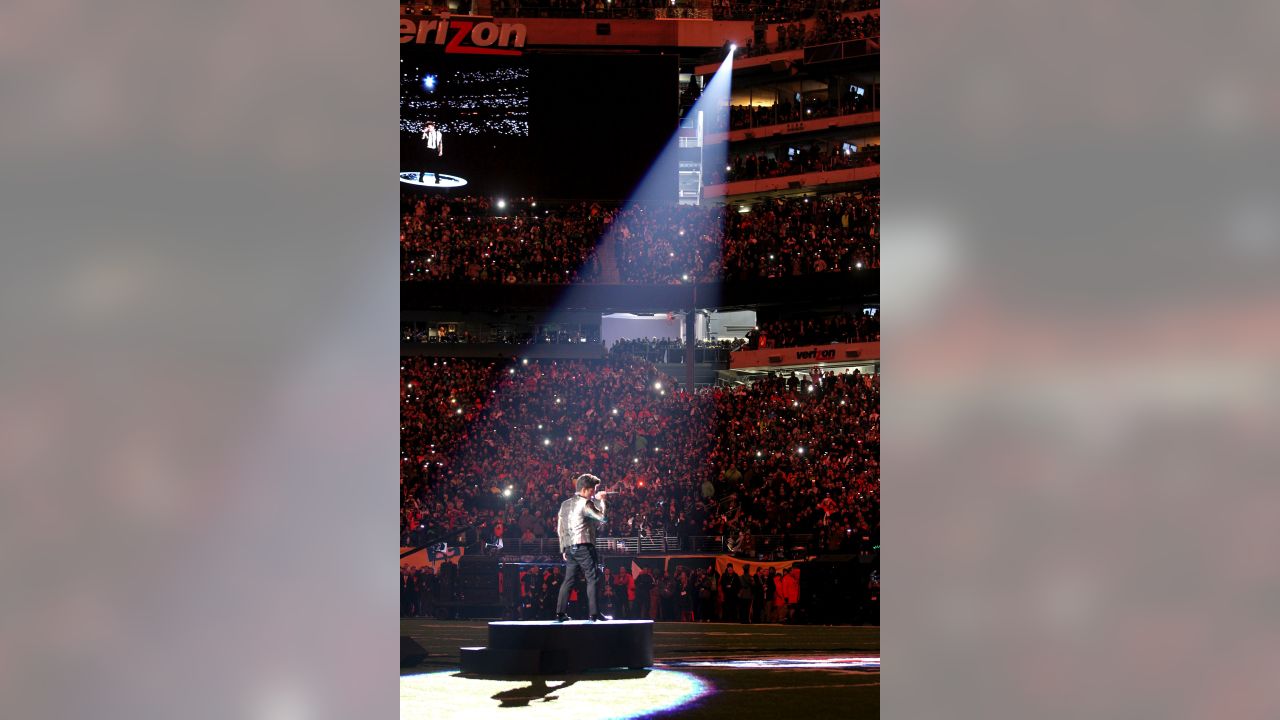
[460,620,653,675]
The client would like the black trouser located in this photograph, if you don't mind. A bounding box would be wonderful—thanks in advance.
[556,544,600,616]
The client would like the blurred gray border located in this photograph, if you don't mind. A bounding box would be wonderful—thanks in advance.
[884,1,1280,718]
[0,2,399,718]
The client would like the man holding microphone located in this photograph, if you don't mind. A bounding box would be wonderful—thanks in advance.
[555,473,610,622]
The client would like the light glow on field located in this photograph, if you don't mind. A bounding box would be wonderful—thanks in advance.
[401,668,711,719]
[662,656,880,670]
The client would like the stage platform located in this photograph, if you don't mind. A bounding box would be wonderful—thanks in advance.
[402,619,879,720]
[460,619,654,675]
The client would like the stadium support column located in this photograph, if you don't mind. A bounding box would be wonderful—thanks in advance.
[685,287,697,391]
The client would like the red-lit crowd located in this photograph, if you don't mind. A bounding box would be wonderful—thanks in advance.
[399,559,804,623]
[401,356,879,559]
[401,192,878,283]
[721,193,878,278]
[742,310,880,349]
[400,193,609,284]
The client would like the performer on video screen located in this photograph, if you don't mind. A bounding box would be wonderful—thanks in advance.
[555,473,610,621]
[420,122,444,183]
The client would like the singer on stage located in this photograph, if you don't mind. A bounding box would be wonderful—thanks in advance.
[419,121,443,184]
[555,473,608,622]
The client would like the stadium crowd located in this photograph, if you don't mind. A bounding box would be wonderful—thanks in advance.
[741,9,879,56]
[709,142,880,184]
[511,562,803,623]
[721,192,878,278]
[728,87,877,131]
[401,192,609,283]
[400,356,879,563]
[400,559,814,623]
[742,310,879,349]
[609,337,743,363]
[403,322,601,345]
[402,192,878,283]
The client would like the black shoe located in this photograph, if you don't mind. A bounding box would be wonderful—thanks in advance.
[588,614,609,622]
[554,613,571,622]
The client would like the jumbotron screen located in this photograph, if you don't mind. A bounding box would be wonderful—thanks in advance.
[400,47,678,199]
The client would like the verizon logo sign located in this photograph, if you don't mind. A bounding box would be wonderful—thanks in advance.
[400,17,527,56]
